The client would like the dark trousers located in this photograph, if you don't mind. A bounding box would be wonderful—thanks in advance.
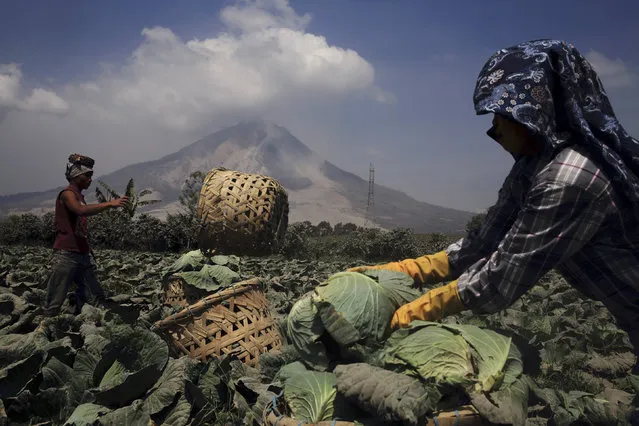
[44,250,106,315]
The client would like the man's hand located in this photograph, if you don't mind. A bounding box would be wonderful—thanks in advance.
[109,197,129,208]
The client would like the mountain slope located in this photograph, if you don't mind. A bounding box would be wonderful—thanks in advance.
[0,121,475,233]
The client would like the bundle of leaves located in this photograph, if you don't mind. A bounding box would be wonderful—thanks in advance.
[162,249,242,300]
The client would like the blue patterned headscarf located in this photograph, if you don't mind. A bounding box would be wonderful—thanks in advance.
[474,39,639,213]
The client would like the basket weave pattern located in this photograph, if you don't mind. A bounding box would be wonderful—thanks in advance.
[161,277,209,308]
[154,279,282,367]
[196,168,288,254]
[162,278,188,308]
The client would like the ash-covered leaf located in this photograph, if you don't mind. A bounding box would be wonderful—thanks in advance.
[92,325,169,407]
[197,357,233,409]
[211,255,241,272]
[99,359,128,390]
[163,250,207,279]
[0,329,50,368]
[143,356,198,416]
[63,403,111,426]
[0,351,46,398]
[100,399,151,426]
[334,363,439,425]
[586,351,636,376]
[470,374,530,426]
[0,293,30,329]
[152,395,193,426]
[527,380,627,425]
[174,264,240,293]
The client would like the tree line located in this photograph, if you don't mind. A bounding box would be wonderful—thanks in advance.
[0,171,487,261]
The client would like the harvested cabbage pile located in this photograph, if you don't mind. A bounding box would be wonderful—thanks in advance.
[277,271,631,425]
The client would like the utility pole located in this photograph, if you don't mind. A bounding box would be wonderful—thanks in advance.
[365,162,375,227]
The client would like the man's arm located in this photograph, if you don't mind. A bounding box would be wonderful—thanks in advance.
[455,180,611,314]
[61,191,128,217]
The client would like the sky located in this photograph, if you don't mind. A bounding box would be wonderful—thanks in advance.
[1,0,638,212]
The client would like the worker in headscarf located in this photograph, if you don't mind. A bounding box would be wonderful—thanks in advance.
[350,39,639,371]
[43,153,129,316]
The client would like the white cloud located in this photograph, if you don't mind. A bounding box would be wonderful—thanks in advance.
[0,63,69,117]
[47,0,390,132]
[21,88,70,114]
[0,65,21,105]
[585,50,637,89]
[0,0,392,195]
[220,0,311,32]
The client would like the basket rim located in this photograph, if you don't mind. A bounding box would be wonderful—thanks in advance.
[202,167,286,185]
[152,277,263,330]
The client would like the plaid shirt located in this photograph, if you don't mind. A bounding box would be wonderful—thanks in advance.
[445,145,639,343]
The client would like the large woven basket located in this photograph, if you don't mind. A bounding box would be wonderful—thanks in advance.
[153,278,282,367]
[196,168,289,255]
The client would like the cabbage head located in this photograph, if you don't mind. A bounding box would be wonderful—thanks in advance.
[286,271,420,369]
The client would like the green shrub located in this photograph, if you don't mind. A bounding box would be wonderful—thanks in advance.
[0,213,459,260]
[278,223,311,259]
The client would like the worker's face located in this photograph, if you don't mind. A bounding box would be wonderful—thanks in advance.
[490,114,541,156]
[73,172,93,190]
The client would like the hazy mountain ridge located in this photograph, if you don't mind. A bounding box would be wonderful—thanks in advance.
[0,120,475,233]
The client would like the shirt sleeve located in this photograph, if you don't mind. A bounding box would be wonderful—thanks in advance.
[445,176,520,280]
[455,180,611,314]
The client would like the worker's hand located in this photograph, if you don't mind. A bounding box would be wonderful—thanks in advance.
[109,197,129,208]
[390,280,466,330]
[348,250,451,285]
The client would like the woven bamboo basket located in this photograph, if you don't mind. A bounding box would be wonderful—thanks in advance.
[263,405,484,426]
[196,168,289,256]
[160,275,209,308]
[152,278,282,367]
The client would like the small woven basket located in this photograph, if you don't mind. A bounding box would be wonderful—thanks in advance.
[153,278,282,367]
[160,275,208,308]
[196,168,289,256]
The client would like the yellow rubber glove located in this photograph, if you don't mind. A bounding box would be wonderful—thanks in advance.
[347,250,450,285]
[390,280,465,329]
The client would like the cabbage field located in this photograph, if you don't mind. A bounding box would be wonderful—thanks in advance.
[1,244,638,425]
